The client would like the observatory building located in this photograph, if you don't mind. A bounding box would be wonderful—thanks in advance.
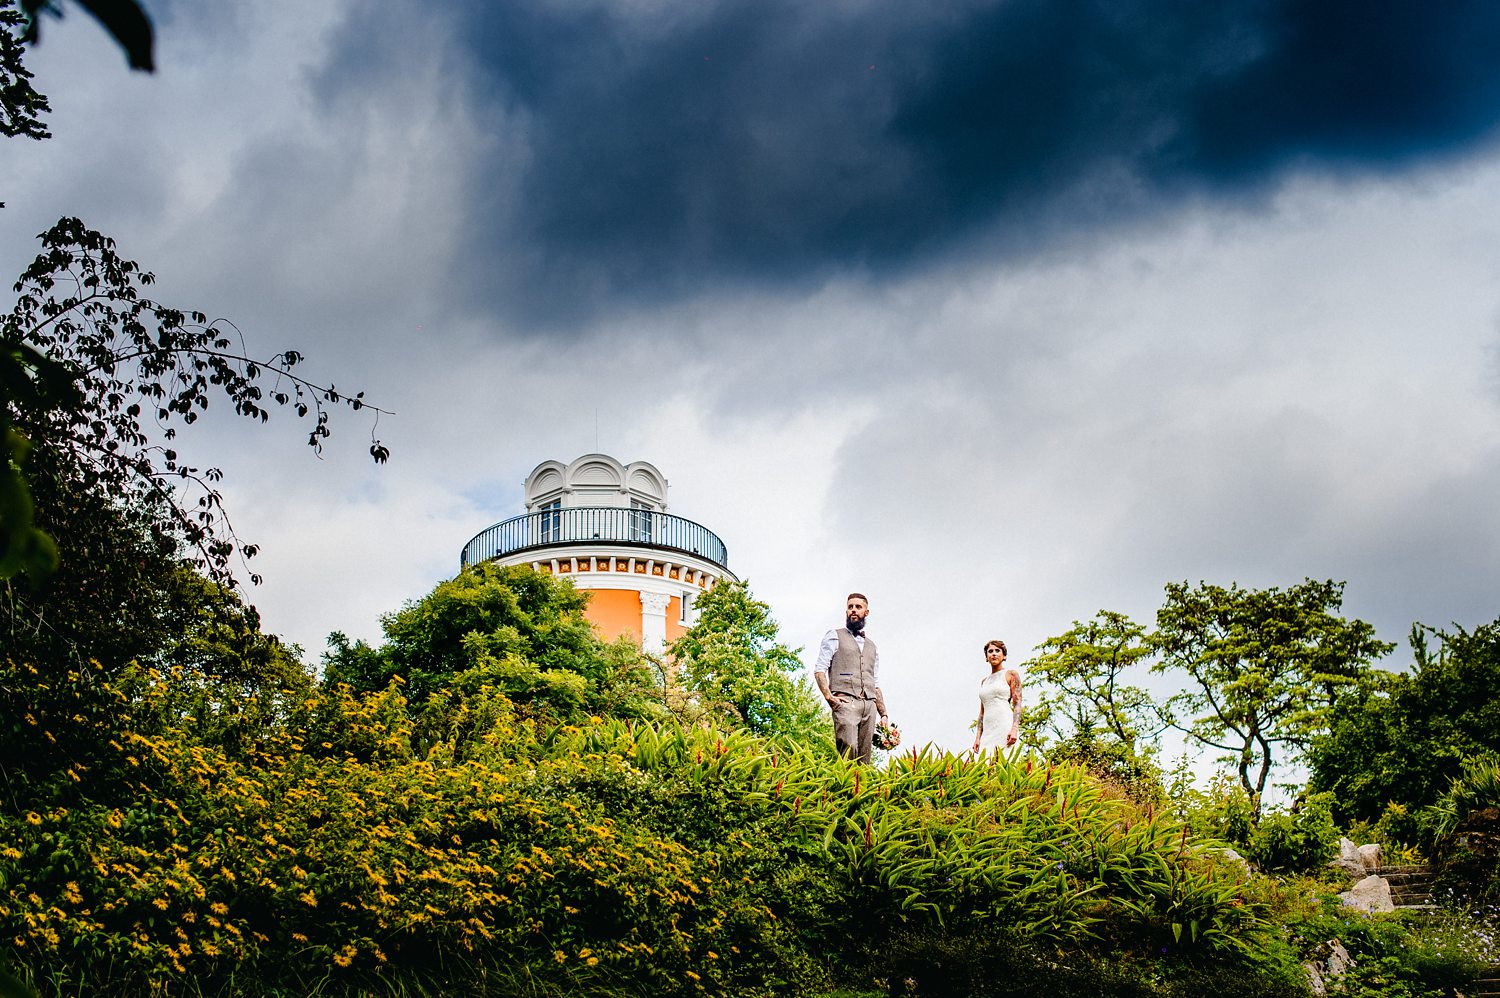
[459,454,736,652]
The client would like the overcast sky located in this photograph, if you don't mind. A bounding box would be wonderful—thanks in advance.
[7,0,1500,777]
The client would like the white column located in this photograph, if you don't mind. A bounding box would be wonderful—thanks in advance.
[640,591,672,654]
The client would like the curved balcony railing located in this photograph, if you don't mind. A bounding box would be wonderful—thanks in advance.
[461,506,729,570]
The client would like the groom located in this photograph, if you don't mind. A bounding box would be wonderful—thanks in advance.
[813,593,889,764]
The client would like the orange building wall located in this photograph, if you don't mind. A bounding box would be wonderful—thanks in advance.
[665,598,688,643]
[581,589,692,646]
[586,588,643,643]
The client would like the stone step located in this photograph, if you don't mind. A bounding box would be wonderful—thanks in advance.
[1393,903,1439,916]
[1377,869,1433,883]
[1374,864,1430,876]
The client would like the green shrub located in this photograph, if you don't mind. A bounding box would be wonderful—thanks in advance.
[1369,801,1425,856]
[1165,768,1255,848]
[1244,792,1341,874]
[1423,754,1500,904]
[1046,737,1166,807]
[1,659,1288,996]
[1287,896,1498,998]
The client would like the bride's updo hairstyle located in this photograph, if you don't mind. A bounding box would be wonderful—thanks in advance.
[983,639,1007,656]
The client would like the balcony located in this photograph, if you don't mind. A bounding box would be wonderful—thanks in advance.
[460,506,730,570]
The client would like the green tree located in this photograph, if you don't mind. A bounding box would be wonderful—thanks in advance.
[1027,610,1160,750]
[667,579,831,750]
[323,563,662,721]
[3,443,312,687]
[1025,611,1165,800]
[1153,579,1392,817]
[4,0,144,585]
[1,0,52,143]
[1307,618,1500,827]
[3,446,188,670]
[153,566,309,691]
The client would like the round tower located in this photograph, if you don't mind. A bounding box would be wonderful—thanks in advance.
[459,454,736,652]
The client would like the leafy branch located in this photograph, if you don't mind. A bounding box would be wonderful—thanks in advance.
[3,216,392,585]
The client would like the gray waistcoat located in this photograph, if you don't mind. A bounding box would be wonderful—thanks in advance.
[828,628,878,698]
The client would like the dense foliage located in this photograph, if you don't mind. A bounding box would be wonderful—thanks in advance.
[1307,620,1500,832]
[321,563,665,723]
[1425,754,1500,906]
[666,579,831,749]
[1,653,1307,997]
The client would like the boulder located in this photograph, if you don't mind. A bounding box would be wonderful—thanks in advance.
[1338,875,1393,913]
[1207,846,1252,876]
[1326,940,1353,976]
[1356,843,1382,871]
[1304,961,1324,997]
[1303,939,1354,997]
[1328,837,1367,879]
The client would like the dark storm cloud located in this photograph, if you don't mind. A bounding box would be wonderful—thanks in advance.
[321,0,1500,323]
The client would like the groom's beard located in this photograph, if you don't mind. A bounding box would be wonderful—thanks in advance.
[846,616,865,633]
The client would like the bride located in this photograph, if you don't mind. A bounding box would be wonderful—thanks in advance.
[970,639,1022,758]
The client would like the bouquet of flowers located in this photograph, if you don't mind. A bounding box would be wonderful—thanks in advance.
[873,719,902,750]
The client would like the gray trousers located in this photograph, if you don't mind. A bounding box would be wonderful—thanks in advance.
[832,694,879,764]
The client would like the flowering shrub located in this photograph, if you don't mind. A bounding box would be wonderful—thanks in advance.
[1,657,1293,996]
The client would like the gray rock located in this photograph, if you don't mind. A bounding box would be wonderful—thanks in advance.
[1207,846,1252,876]
[1326,940,1353,976]
[1328,837,1366,879]
[1304,961,1325,997]
[1356,843,1383,871]
[1339,875,1394,913]
[1305,938,1355,996]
